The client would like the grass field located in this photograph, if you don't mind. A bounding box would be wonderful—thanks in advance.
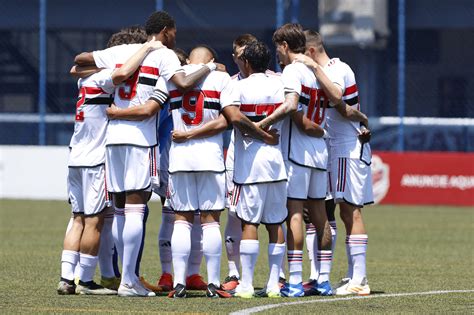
[0,200,473,314]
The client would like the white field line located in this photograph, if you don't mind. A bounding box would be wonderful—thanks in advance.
[229,290,474,315]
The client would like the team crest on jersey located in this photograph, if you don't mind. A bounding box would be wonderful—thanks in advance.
[371,155,390,203]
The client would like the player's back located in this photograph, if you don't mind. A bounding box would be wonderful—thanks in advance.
[281,62,328,170]
[168,64,232,173]
[69,69,114,167]
[233,72,287,184]
[93,44,181,147]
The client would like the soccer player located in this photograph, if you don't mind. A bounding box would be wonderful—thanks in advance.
[261,23,334,297]
[297,30,373,296]
[229,41,289,299]
[74,11,218,297]
[58,32,163,295]
[223,34,287,291]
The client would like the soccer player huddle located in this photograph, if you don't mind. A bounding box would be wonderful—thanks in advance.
[58,11,373,299]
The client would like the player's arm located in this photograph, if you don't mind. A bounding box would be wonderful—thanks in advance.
[107,88,168,121]
[70,65,101,78]
[169,63,226,93]
[333,102,369,128]
[221,105,278,145]
[172,114,228,143]
[112,37,164,85]
[74,52,95,66]
[294,55,343,104]
[291,111,326,138]
[257,92,299,130]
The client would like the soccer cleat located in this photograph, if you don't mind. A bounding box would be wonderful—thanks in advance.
[221,275,239,291]
[303,279,318,295]
[118,282,156,297]
[168,283,187,298]
[267,289,282,298]
[186,274,207,290]
[335,277,370,296]
[140,276,165,293]
[315,281,333,296]
[57,278,76,295]
[206,283,232,298]
[281,282,305,297]
[255,286,281,298]
[158,273,173,292]
[232,284,255,299]
[334,277,351,290]
[101,276,121,291]
[75,280,117,295]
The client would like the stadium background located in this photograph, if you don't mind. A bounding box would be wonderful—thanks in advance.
[0,1,472,313]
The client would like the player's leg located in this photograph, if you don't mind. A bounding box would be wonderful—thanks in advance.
[58,213,84,294]
[282,162,307,297]
[197,172,230,298]
[111,193,126,269]
[303,205,318,288]
[334,157,372,296]
[98,206,120,290]
[186,211,206,290]
[157,196,174,291]
[168,172,197,298]
[306,169,333,296]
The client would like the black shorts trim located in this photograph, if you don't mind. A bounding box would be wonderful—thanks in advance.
[173,208,225,212]
[109,183,152,194]
[307,196,326,200]
[261,213,288,226]
[342,197,364,208]
[106,143,157,148]
[232,178,287,186]
[68,163,105,169]
[288,158,327,172]
[287,197,307,201]
[169,170,226,174]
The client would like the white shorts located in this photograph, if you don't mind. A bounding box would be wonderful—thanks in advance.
[106,145,159,193]
[154,167,169,198]
[232,181,288,225]
[168,172,225,211]
[330,157,374,207]
[286,161,327,200]
[67,164,111,216]
[225,168,235,209]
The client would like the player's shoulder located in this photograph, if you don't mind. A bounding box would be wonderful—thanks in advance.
[79,69,113,87]
[145,46,176,60]
[329,58,353,74]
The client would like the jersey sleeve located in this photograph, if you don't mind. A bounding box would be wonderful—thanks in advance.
[92,46,121,69]
[149,76,169,105]
[281,64,302,95]
[95,69,115,94]
[159,49,183,81]
[220,78,241,109]
[326,65,345,93]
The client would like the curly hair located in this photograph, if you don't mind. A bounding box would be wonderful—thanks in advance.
[145,11,175,36]
[121,25,147,43]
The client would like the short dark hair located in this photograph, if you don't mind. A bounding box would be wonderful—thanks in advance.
[145,11,175,36]
[107,32,136,48]
[192,44,219,61]
[174,48,188,66]
[232,34,257,54]
[241,41,271,73]
[272,23,306,54]
[304,29,325,53]
[121,25,147,43]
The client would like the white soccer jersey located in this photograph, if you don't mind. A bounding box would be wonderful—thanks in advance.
[68,69,114,167]
[93,44,181,147]
[281,62,328,170]
[232,72,287,184]
[157,64,236,173]
[323,58,367,158]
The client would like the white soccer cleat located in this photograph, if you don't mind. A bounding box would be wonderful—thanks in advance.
[335,277,370,296]
[333,277,351,290]
[118,282,156,297]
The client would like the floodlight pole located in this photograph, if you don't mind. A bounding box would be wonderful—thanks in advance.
[155,0,164,11]
[397,0,406,151]
[38,0,47,145]
[290,0,300,23]
[275,0,284,70]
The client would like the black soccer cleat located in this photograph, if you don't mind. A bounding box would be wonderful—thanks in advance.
[168,283,187,298]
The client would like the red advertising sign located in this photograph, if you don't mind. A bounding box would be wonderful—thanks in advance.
[371,152,474,206]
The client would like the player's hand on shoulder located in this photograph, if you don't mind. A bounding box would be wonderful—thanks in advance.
[294,54,317,69]
[172,130,190,143]
[145,36,164,51]
[106,104,119,119]
[215,62,227,72]
[358,127,371,143]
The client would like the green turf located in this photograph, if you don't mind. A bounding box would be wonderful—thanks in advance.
[0,200,472,314]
